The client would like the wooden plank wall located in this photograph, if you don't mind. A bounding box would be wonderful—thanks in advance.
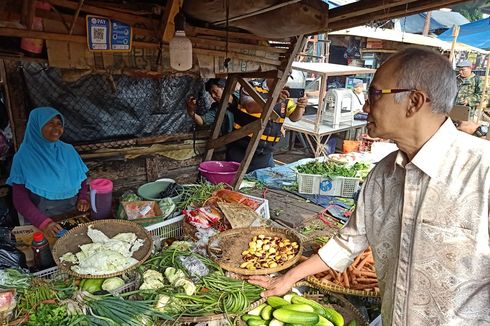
[1,59,204,196]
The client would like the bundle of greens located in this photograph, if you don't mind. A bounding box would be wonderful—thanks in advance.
[177,183,226,210]
[297,160,371,179]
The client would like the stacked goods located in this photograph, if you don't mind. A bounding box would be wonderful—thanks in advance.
[311,248,379,295]
[242,292,357,326]
[241,235,299,270]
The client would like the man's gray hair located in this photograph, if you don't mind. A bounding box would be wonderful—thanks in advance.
[390,47,457,114]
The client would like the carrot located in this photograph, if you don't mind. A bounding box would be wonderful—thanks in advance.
[343,271,350,288]
[351,283,378,290]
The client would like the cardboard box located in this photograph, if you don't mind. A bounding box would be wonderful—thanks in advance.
[12,226,56,267]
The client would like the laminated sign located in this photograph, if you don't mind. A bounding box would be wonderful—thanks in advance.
[86,15,132,52]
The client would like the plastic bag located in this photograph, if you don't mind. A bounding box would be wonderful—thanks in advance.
[0,227,27,269]
[177,255,209,282]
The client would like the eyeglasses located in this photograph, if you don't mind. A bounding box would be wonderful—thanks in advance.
[367,87,415,103]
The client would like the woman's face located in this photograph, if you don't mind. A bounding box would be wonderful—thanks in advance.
[42,116,64,142]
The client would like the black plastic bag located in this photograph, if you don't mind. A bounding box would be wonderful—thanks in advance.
[0,227,27,269]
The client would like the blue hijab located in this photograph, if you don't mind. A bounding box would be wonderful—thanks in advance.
[7,107,88,200]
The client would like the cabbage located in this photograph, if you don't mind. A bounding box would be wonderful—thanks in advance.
[101,277,125,291]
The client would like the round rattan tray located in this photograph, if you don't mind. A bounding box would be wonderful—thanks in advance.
[52,219,153,279]
[307,274,380,298]
[207,227,303,275]
[296,281,370,326]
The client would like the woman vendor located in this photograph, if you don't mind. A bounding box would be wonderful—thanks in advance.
[7,107,89,237]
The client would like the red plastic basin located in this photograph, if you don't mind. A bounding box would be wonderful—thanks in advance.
[198,161,240,185]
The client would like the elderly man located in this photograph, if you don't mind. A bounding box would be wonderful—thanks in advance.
[249,48,490,325]
[456,60,482,117]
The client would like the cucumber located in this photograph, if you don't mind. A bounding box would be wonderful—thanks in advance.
[261,305,273,320]
[282,293,295,303]
[248,319,268,326]
[248,303,267,316]
[269,319,285,326]
[323,307,344,326]
[291,295,326,316]
[243,315,265,322]
[316,316,334,326]
[347,320,359,326]
[272,308,319,325]
[267,296,290,308]
[282,303,315,313]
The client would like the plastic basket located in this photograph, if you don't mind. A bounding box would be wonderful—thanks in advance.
[297,172,360,198]
[246,194,270,220]
[33,267,139,294]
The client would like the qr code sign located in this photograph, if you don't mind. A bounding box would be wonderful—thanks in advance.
[92,27,107,43]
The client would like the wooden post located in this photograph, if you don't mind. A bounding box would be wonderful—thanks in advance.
[314,73,327,133]
[160,0,181,43]
[477,53,490,122]
[232,35,306,188]
[449,25,460,65]
[204,76,238,161]
[422,11,431,36]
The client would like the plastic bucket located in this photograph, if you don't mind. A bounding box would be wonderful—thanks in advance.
[198,161,240,185]
[137,179,182,204]
[90,179,113,220]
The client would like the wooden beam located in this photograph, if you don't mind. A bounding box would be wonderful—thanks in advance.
[227,70,281,79]
[238,77,266,108]
[186,26,272,41]
[204,76,238,161]
[21,0,36,30]
[48,0,158,28]
[206,120,262,151]
[329,0,469,31]
[160,0,180,43]
[0,60,18,150]
[232,35,306,188]
[0,27,159,48]
[189,37,287,54]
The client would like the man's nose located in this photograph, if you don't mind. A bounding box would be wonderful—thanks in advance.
[363,101,370,113]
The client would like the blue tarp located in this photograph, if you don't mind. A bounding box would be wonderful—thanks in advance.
[398,11,469,34]
[438,17,490,50]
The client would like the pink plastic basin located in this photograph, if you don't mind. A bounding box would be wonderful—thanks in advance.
[198,161,240,185]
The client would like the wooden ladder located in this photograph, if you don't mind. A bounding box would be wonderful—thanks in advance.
[204,35,306,189]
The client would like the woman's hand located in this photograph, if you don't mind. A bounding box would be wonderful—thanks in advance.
[248,274,295,298]
[77,199,90,212]
[41,221,63,238]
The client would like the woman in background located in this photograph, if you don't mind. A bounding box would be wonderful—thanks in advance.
[7,107,89,236]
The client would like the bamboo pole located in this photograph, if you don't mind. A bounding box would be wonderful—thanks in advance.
[449,25,460,65]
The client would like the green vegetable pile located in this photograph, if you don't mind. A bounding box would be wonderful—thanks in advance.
[138,244,263,319]
[177,182,226,210]
[297,161,371,179]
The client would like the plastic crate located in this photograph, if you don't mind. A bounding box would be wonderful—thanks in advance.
[297,172,360,198]
[144,194,270,239]
[33,266,138,294]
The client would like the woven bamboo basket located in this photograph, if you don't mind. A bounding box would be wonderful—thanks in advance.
[306,274,380,298]
[52,219,153,279]
[207,227,303,275]
[296,281,370,326]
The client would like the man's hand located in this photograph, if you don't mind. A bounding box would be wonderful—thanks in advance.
[186,96,197,116]
[77,199,90,212]
[279,89,290,102]
[296,96,308,111]
[457,120,479,135]
[41,221,62,238]
[248,275,295,298]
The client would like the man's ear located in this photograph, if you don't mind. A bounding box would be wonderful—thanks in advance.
[406,91,428,117]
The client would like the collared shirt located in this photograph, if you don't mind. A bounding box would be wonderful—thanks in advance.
[319,119,490,325]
